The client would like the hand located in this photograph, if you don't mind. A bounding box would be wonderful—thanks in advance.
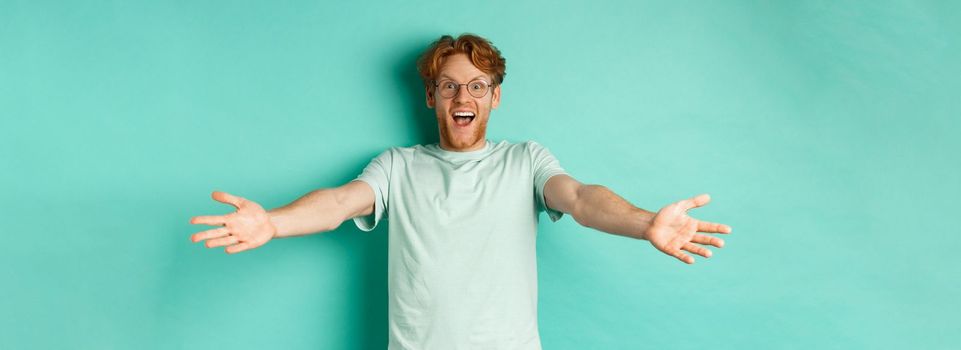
[189,191,277,254]
[644,194,732,264]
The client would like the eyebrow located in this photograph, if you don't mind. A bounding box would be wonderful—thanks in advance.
[437,74,489,82]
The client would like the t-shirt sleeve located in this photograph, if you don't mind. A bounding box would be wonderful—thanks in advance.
[351,149,392,232]
[529,141,568,222]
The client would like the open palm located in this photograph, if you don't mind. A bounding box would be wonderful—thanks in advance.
[645,194,732,264]
[189,191,277,254]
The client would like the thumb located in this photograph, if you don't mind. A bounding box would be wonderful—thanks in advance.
[212,191,246,209]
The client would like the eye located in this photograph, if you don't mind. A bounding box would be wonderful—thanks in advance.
[441,81,457,90]
[469,81,485,90]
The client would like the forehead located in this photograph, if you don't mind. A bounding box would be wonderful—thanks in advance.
[437,53,490,81]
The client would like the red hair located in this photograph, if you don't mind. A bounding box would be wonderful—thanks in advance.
[416,34,507,89]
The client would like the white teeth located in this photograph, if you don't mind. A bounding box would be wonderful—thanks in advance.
[453,111,475,117]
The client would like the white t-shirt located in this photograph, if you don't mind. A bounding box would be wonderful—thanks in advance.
[352,139,567,350]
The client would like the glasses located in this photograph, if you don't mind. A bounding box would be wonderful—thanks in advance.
[432,79,494,98]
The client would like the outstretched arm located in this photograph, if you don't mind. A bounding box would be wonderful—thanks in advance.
[189,181,374,254]
[265,181,374,238]
[543,175,732,264]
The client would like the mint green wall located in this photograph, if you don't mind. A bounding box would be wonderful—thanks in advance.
[2,1,958,349]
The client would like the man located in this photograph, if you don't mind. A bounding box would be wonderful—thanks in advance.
[189,34,732,349]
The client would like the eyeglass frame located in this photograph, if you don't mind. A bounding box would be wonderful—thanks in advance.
[431,78,497,99]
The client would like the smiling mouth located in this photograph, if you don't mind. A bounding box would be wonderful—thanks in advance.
[452,111,475,126]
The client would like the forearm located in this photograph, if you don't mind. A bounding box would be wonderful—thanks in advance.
[268,189,348,238]
[570,185,654,240]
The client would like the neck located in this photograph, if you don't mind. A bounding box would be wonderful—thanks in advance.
[439,138,487,152]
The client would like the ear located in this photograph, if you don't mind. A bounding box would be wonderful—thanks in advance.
[425,85,435,108]
[491,84,501,109]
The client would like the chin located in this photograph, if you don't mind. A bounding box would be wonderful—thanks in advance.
[437,116,488,150]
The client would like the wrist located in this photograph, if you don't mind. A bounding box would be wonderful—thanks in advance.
[635,209,655,240]
[267,211,282,239]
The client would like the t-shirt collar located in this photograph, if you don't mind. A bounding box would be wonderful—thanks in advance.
[428,140,493,161]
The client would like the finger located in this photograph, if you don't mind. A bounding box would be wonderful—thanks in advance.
[226,242,254,254]
[205,235,238,248]
[691,234,724,248]
[682,243,712,258]
[678,193,711,212]
[212,191,246,209]
[670,250,695,264]
[190,215,227,226]
[697,220,732,234]
[191,227,230,243]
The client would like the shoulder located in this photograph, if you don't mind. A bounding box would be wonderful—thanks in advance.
[371,144,419,159]
[521,140,556,157]
[523,140,546,150]
[488,140,559,162]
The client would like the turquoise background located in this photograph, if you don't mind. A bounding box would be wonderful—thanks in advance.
[2,0,959,348]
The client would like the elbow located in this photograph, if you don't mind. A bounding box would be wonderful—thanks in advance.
[570,184,607,229]
[572,213,593,229]
[322,219,344,233]
[316,188,351,232]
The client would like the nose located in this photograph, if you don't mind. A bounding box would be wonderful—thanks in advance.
[453,85,472,102]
